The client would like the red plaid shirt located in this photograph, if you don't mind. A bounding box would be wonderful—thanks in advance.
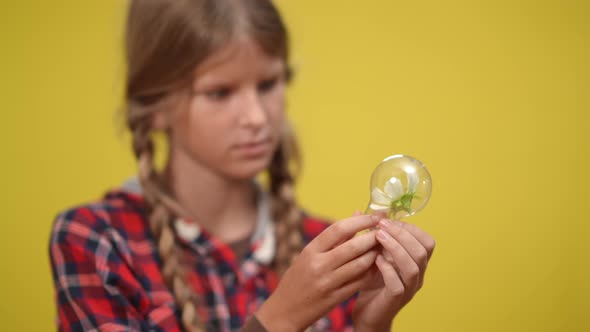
[49,187,355,331]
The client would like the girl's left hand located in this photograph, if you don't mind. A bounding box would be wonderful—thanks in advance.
[352,217,436,332]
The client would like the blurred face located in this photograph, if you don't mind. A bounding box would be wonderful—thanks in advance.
[165,38,287,180]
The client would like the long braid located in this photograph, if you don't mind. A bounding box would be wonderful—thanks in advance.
[128,104,204,332]
[125,0,297,327]
[269,125,304,276]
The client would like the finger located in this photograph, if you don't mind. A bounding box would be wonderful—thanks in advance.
[372,211,387,219]
[375,254,405,302]
[394,220,436,259]
[311,215,379,252]
[357,264,382,292]
[330,249,378,290]
[331,276,369,306]
[381,220,434,289]
[327,230,378,269]
[331,211,363,250]
[296,270,370,326]
[376,229,420,293]
[378,219,429,269]
[378,221,429,290]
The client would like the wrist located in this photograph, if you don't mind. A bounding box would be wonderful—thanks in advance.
[255,295,301,332]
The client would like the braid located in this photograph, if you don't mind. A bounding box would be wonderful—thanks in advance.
[124,0,295,328]
[269,125,304,276]
[129,105,205,332]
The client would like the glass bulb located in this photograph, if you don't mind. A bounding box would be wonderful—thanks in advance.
[365,154,432,220]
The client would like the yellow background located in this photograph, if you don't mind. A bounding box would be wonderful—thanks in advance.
[1,0,588,330]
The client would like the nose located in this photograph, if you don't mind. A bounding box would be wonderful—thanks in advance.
[239,90,268,129]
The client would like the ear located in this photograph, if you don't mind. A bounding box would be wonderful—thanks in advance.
[151,110,170,131]
[151,92,189,130]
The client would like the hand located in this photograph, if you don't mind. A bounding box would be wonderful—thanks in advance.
[256,214,380,332]
[353,218,436,332]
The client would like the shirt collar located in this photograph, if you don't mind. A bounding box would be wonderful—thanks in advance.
[120,177,276,265]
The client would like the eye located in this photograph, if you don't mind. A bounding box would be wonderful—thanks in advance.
[205,87,232,100]
[258,77,280,93]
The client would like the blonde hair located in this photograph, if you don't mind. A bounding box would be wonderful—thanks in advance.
[124,0,302,330]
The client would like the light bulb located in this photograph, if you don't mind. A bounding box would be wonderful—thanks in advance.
[365,154,432,220]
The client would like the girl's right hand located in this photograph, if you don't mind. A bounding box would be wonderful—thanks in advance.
[256,214,380,332]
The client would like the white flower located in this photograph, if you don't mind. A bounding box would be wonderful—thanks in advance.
[369,168,419,213]
[370,177,402,211]
[405,166,418,194]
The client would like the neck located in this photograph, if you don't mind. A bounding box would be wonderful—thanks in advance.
[164,150,258,244]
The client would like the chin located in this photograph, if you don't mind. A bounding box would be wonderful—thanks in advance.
[226,155,272,180]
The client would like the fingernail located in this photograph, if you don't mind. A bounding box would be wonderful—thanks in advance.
[377,229,389,240]
[371,215,381,222]
[379,219,390,229]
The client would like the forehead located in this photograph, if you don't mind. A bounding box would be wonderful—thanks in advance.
[193,37,284,84]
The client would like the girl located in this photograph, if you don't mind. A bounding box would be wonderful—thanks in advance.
[49,0,436,331]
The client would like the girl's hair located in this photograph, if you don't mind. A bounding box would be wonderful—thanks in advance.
[124,0,302,330]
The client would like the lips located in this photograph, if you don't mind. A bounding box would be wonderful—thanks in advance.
[234,138,272,157]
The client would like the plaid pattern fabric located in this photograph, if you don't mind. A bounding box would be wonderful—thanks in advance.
[49,189,355,331]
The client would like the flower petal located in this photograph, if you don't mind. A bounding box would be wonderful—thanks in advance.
[371,187,392,205]
[384,177,403,200]
[405,167,419,193]
[369,203,390,212]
